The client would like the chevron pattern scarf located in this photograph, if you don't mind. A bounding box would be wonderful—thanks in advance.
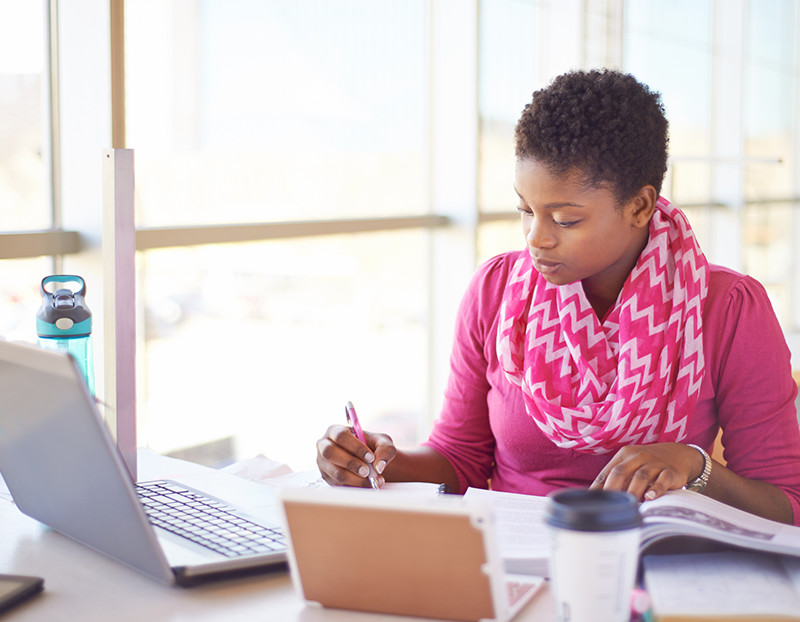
[497,198,709,454]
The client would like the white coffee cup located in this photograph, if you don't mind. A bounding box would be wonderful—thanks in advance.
[545,489,642,622]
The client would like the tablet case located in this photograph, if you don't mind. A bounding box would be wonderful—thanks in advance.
[279,486,534,622]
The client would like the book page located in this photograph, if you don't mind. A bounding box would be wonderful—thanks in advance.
[784,556,800,595]
[464,487,550,575]
[643,551,800,619]
[639,489,800,558]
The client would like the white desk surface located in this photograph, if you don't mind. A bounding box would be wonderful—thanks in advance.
[0,450,556,621]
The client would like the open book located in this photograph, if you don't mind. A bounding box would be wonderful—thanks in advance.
[463,487,800,578]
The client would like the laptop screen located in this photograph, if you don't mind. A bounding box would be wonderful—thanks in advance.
[0,340,173,583]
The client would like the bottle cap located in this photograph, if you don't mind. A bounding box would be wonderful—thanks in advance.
[36,275,92,338]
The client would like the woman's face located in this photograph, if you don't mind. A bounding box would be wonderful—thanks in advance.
[514,158,651,303]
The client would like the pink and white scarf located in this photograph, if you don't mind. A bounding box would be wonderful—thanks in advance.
[497,198,709,454]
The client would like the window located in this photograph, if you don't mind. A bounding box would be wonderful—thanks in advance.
[8,1,800,471]
[126,0,432,468]
[741,0,799,327]
[0,2,52,340]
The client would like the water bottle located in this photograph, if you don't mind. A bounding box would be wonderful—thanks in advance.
[36,275,95,395]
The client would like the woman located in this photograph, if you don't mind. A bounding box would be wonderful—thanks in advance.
[316,69,800,525]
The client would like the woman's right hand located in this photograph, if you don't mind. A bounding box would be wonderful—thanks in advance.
[316,424,397,487]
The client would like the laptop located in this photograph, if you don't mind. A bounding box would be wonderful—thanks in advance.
[0,339,288,586]
[278,485,544,622]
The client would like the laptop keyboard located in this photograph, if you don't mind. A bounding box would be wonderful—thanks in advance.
[136,480,286,558]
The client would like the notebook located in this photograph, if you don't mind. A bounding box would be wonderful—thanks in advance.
[278,485,544,622]
[0,339,287,586]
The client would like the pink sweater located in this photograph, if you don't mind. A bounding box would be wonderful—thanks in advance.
[424,250,800,525]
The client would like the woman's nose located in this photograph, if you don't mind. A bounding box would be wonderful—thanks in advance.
[526,220,556,249]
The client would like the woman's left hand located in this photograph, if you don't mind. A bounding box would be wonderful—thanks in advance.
[589,442,705,501]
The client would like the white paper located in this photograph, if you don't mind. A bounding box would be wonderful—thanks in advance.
[464,487,550,574]
[644,551,800,618]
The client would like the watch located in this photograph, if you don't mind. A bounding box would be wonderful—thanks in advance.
[685,444,712,493]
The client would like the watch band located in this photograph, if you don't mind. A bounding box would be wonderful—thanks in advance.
[685,444,712,493]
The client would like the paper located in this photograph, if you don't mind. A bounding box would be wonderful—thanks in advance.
[644,551,800,619]
[464,487,550,576]
[380,481,446,494]
[0,472,11,503]
[218,457,446,495]
[221,454,294,481]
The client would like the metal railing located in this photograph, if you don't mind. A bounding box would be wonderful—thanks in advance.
[0,214,452,260]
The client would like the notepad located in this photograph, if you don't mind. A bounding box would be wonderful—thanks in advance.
[643,551,800,621]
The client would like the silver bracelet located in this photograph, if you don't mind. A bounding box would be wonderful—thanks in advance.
[685,443,712,493]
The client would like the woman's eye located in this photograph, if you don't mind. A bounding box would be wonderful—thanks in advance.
[516,206,532,215]
[554,219,579,228]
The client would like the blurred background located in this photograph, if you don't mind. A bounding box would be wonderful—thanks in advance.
[2,0,799,471]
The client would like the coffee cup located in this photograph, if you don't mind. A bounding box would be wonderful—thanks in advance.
[545,489,642,622]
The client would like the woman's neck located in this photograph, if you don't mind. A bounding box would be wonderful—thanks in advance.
[582,228,650,319]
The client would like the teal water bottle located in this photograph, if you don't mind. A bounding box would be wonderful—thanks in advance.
[36,275,95,395]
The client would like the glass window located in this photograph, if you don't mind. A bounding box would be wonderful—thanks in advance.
[140,232,429,469]
[0,1,48,229]
[743,201,792,323]
[125,1,433,466]
[34,0,799,466]
[126,0,429,227]
[477,220,523,264]
[0,258,55,342]
[0,3,51,344]
[742,0,799,329]
[743,0,796,186]
[624,0,713,208]
[477,0,585,218]
[477,0,537,219]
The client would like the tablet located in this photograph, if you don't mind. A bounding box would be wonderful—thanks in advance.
[278,486,542,622]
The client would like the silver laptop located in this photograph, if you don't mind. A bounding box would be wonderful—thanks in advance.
[0,339,287,586]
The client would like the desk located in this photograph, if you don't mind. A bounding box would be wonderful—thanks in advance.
[0,452,556,621]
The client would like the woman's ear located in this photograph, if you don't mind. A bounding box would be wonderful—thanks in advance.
[629,185,657,228]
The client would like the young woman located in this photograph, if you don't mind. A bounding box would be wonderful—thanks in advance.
[316,69,800,525]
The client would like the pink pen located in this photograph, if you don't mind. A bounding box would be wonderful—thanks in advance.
[345,401,380,490]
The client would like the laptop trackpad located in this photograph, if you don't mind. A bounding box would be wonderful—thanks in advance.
[156,530,228,567]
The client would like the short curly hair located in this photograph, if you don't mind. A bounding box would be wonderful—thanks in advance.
[514,69,669,203]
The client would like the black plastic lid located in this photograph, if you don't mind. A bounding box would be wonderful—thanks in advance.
[545,489,642,532]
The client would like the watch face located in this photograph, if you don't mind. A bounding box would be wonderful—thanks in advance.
[686,472,709,493]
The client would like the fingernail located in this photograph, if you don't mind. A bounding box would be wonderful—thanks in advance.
[358,465,370,478]
[375,460,386,474]
[364,452,375,463]
[644,490,657,500]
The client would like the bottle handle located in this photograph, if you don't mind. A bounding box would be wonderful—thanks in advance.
[41,275,87,297]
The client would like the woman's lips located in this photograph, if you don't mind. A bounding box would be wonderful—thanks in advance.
[532,257,561,276]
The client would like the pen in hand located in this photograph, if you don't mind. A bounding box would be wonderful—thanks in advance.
[345,401,380,490]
